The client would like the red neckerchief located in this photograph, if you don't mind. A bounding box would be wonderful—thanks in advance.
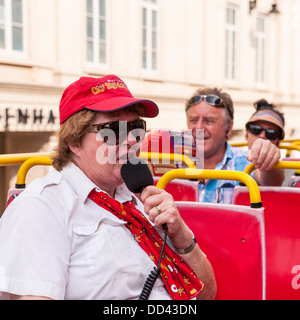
[88,188,204,300]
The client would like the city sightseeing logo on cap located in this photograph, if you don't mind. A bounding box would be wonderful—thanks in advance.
[91,79,129,96]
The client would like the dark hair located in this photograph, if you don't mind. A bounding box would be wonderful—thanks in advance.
[253,99,285,126]
[185,87,234,124]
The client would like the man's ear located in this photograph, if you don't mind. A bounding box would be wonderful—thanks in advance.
[225,120,234,139]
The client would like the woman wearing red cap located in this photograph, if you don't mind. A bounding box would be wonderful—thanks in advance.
[0,75,216,300]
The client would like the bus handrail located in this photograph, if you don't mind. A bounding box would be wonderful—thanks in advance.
[0,152,51,167]
[139,152,196,169]
[230,139,300,148]
[229,142,300,161]
[156,168,262,207]
[244,161,300,175]
[279,144,300,157]
[16,157,53,188]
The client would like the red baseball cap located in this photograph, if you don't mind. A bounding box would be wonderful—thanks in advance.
[59,75,159,124]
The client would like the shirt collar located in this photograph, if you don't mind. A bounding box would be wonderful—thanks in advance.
[216,142,234,169]
[114,183,136,204]
[61,162,135,204]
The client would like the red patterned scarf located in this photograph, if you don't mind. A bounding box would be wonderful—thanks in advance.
[88,188,204,300]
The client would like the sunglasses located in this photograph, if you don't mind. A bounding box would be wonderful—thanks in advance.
[187,95,233,120]
[89,119,147,145]
[246,123,281,140]
[190,95,224,107]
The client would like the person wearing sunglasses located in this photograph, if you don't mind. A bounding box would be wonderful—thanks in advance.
[0,75,216,300]
[245,99,285,148]
[185,88,284,204]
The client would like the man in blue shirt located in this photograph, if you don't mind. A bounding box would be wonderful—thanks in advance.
[185,88,285,204]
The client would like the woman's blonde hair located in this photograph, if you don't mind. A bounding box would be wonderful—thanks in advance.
[51,104,144,171]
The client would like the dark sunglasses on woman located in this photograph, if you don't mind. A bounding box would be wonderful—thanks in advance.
[89,119,147,145]
[246,123,281,140]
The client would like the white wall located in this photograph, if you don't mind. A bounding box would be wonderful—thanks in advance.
[0,0,299,135]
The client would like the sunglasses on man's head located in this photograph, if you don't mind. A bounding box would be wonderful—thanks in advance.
[89,119,147,145]
[190,95,224,107]
[188,95,233,119]
[246,123,281,140]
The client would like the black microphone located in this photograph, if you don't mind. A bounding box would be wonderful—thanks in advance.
[121,158,153,194]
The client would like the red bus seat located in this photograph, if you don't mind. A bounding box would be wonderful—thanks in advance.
[153,177,199,202]
[233,186,300,300]
[176,201,265,300]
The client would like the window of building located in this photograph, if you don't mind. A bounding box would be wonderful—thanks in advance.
[225,4,238,81]
[256,14,266,84]
[142,0,159,72]
[0,0,24,53]
[0,0,5,49]
[86,0,108,65]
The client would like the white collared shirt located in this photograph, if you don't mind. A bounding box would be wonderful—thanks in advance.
[0,163,170,300]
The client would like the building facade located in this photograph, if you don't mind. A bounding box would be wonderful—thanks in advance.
[1,0,300,211]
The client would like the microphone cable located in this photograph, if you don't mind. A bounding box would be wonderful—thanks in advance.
[138,224,168,300]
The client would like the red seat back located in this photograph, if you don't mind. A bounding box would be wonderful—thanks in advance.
[233,186,300,300]
[153,177,199,201]
[176,202,265,300]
